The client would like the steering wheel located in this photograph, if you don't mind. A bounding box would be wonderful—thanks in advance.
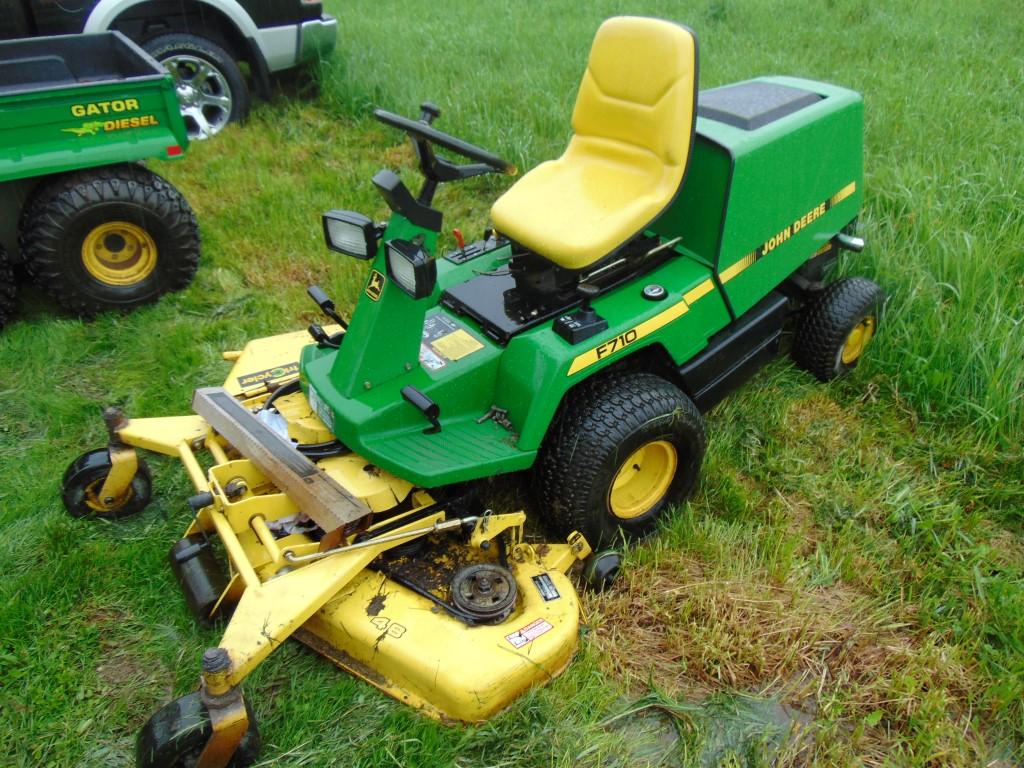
[374,104,516,185]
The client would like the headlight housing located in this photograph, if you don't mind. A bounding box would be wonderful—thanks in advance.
[386,239,436,299]
[322,210,379,259]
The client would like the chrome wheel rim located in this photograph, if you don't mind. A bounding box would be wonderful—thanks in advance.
[162,54,233,139]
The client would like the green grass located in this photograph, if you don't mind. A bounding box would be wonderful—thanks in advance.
[1,0,1022,765]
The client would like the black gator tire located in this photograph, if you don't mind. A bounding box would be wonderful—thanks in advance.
[137,692,260,768]
[20,164,200,316]
[536,373,706,547]
[792,277,882,382]
[0,245,15,329]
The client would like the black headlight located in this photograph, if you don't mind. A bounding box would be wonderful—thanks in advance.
[386,239,436,299]
[322,210,379,259]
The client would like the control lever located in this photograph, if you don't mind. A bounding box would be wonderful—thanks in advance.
[307,323,338,349]
[401,385,441,434]
[552,281,608,344]
[419,101,441,125]
[307,284,348,330]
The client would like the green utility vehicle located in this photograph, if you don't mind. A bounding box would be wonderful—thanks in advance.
[65,18,883,766]
[0,31,199,328]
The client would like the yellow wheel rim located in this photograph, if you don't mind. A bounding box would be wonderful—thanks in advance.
[841,316,876,365]
[609,440,678,520]
[83,477,130,513]
[81,221,157,285]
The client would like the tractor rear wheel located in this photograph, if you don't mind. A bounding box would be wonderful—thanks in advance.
[137,692,260,768]
[20,165,200,316]
[536,373,705,547]
[0,245,15,329]
[793,277,882,381]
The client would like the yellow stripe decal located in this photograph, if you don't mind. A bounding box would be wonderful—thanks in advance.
[718,180,857,285]
[683,278,715,305]
[831,181,857,206]
[568,296,691,376]
[566,181,857,378]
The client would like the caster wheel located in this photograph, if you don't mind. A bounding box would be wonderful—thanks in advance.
[137,692,259,768]
[583,550,622,591]
[61,448,152,519]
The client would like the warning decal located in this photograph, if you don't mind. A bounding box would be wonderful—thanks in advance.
[506,618,554,649]
[420,314,484,369]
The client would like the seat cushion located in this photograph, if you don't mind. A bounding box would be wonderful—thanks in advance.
[491,17,697,271]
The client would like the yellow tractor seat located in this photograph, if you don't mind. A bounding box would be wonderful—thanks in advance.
[490,17,698,272]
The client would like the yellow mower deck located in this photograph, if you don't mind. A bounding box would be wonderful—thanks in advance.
[104,330,591,762]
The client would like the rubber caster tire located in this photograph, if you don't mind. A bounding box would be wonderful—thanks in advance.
[583,550,622,591]
[536,373,706,547]
[0,245,15,330]
[793,277,882,381]
[144,33,249,140]
[137,692,260,768]
[20,164,200,316]
[61,448,152,520]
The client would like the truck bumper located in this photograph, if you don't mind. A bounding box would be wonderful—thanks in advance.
[299,14,338,63]
[254,14,338,73]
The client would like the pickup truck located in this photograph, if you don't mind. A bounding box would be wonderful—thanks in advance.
[0,31,200,326]
[1,0,338,139]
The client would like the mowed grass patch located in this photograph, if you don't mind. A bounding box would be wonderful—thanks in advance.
[0,0,1021,765]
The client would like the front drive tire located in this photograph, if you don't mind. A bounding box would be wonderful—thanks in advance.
[536,373,706,547]
[144,33,249,140]
[792,277,882,382]
[20,164,200,316]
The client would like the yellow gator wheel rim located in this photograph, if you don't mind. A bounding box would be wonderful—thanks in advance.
[841,316,876,365]
[81,221,158,285]
[609,439,678,520]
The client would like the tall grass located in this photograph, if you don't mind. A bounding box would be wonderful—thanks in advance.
[0,2,1020,765]
[321,0,1023,448]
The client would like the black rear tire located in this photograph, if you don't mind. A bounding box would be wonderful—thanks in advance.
[0,245,15,329]
[536,373,706,547]
[792,277,882,381]
[137,692,260,768]
[20,164,200,316]
[144,33,249,140]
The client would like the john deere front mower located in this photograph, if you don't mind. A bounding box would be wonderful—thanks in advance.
[63,17,881,767]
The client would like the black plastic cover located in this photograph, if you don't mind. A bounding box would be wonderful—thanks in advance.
[698,82,822,131]
[678,291,789,411]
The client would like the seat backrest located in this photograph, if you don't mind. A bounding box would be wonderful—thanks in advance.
[571,17,697,174]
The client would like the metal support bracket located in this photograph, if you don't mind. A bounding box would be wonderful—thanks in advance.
[97,407,139,506]
[196,673,248,768]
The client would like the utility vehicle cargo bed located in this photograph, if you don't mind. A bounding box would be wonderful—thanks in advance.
[0,31,188,183]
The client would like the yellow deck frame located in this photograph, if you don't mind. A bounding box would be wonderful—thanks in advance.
[103,330,592,764]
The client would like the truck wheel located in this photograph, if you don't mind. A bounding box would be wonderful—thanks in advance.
[536,373,706,547]
[137,692,260,768]
[792,277,882,381]
[144,33,249,140]
[0,246,15,329]
[20,164,200,316]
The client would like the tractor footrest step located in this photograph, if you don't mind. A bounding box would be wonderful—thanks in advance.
[192,387,370,532]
